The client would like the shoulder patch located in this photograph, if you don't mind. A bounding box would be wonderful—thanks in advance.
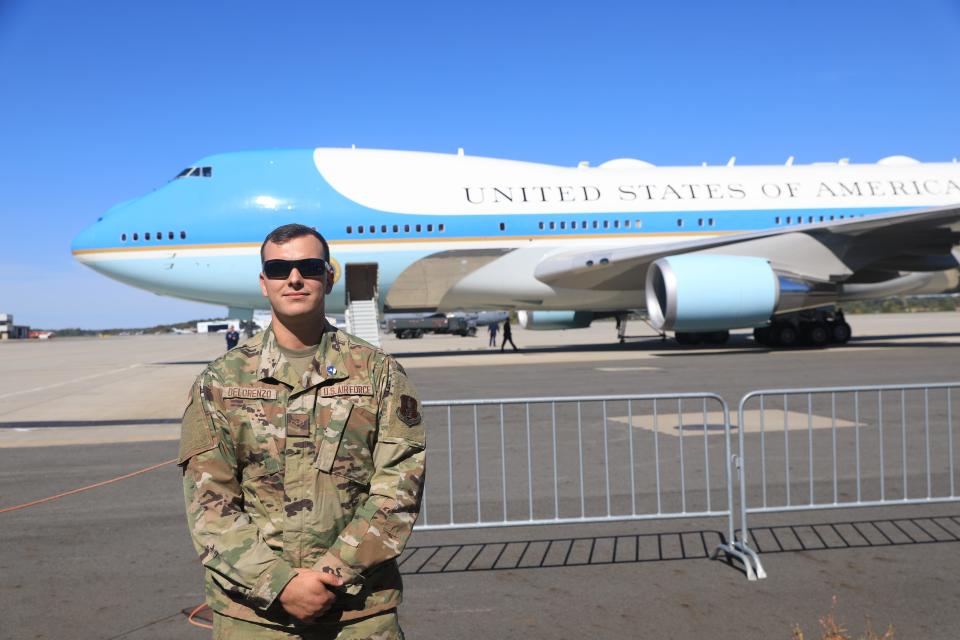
[396,394,422,427]
[177,392,217,464]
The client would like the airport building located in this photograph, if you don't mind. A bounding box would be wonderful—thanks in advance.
[196,313,271,334]
[196,318,243,334]
[0,313,30,340]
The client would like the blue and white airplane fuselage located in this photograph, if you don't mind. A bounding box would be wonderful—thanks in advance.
[71,148,960,336]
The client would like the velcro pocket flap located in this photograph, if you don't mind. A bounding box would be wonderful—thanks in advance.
[314,399,353,472]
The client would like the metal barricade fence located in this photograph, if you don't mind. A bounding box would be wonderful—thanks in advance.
[415,393,755,576]
[735,381,960,580]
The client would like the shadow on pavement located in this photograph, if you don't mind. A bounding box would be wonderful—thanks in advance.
[401,514,960,576]
[748,514,960,554]
[401,528,727,575]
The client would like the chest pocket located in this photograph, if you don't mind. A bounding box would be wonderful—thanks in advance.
[313,397,376,486]
[241,435,283,480]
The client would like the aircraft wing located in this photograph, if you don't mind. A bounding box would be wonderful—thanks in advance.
[534,204,960,291]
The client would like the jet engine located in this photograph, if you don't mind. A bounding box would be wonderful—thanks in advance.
[517,310,594,330]
[645,255,779,332]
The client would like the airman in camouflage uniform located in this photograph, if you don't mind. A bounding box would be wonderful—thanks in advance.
[179,224,425,638]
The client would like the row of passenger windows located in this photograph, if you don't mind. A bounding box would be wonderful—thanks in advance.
[341,213,864,238]
[344,218,715,235]
[345,223,445,234]
[120,231,187,242]
[775,213,864,225]
[113,213,867,245]
[539,218,716,230]
[175,166,213,179]
[538,218,640,230]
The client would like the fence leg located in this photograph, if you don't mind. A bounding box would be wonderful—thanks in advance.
[713,410,768,581]
[713,542,761,581]
[733,540,767,580]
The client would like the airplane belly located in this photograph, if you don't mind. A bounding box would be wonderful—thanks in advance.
[438,247,646,311]
[77,251,268,309]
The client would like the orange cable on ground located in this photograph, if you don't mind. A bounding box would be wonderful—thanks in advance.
[0,454,212,631]
[187,603,214,630]
[0,457,178,514]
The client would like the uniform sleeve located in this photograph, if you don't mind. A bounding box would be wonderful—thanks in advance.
[311,357,426,592]
[180,370,298,610]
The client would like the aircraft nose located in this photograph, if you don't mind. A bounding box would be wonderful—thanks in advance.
[72,196,143,257]
[71,219,101,254]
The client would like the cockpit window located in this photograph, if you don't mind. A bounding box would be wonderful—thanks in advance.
[174,166,213,179]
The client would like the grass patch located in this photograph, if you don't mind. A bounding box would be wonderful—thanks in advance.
[792,597,894,640]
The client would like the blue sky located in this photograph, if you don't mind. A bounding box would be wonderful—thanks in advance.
[2,1,960,329]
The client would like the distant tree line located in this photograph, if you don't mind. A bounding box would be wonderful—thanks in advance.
[36,317,227,337]
[843,294,958,314]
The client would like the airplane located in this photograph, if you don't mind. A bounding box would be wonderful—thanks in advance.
[71,148,960,348]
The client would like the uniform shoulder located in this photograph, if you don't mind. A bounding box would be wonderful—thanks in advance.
[333,328,398,381]
[334,328,389,359]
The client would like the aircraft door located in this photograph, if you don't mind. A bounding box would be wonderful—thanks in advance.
[345,262,379,304]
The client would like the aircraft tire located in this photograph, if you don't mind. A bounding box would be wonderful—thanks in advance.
[705,330,730,345]
[803,322,830,348]
[831,321,852,344]
[753,326,772,346]
[675,332,699,345]
[772,322,799,348]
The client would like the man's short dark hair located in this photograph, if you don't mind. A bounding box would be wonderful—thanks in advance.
[260,224,330,263]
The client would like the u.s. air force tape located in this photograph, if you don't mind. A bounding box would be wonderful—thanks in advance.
[221,386,279,400]
[320,384,373,397]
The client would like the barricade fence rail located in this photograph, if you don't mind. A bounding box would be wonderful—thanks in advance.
[734,381,960,579]
[409,382,960,582]
[417,394,732,532]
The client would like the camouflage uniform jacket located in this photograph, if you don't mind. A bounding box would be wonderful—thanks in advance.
[178,324,425,627]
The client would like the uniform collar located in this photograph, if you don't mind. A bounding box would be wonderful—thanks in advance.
[258,322,349,390]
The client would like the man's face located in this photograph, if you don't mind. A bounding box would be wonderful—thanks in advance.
[259,235,333,321]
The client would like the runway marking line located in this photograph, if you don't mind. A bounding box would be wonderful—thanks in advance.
[608,410,859,436]
[0,363,143,400]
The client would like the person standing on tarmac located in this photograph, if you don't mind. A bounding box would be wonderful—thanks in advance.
[178,223,425,639]
[501,317,518,352]
[225,325,240,350]
[487,321,499,348]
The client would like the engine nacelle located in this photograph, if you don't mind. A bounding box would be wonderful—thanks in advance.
[517,310,594,330]
[645,255,779,332]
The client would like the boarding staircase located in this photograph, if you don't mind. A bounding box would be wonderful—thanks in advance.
[344,263,382,347]
[344,299,381,347]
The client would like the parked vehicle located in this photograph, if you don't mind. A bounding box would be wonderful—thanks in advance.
[386,313,478,339]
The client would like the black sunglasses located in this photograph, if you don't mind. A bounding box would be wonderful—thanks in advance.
[262,258,332,280]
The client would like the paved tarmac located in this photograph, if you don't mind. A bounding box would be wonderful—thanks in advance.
[1,313,959,639]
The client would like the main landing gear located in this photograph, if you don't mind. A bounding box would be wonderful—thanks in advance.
[753,308,851,349]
